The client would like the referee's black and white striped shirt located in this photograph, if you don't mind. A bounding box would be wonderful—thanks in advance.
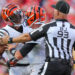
[30,19,75,60]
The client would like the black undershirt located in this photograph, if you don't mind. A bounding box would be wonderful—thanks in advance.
[9,25,23,33]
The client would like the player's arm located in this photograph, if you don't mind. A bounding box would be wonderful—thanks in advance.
[0,29,9,56]
[14,43,37,60]
[13,33,32,43]
[0,33,32,44]
[0,24,49,44]
[6,43,37,67]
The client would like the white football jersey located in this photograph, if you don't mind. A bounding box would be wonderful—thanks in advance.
[22,22,46,64]
[28,37,46,64]
[2,25,29,64]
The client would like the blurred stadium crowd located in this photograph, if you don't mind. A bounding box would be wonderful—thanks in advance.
[0,0,75,75]
[0,0,75,27]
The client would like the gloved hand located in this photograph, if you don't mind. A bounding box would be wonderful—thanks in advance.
[7,57,18,67]
[0,44,7,56]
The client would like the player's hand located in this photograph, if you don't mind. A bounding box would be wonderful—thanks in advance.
[7,57,18,67]
[0,45,8,56]
[8,43,18,51]
[0,33,9,45]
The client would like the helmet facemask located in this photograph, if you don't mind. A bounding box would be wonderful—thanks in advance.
[8,9,24,26]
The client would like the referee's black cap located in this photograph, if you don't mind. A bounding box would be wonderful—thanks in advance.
[51,1,70,14]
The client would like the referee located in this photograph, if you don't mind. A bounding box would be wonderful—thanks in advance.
[0,1,74,75]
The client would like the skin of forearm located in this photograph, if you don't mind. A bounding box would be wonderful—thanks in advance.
[12,33,32,43]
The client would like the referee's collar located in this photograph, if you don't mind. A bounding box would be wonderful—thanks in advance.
[56,19,68,22]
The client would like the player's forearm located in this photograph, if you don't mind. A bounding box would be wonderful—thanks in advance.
[11,33,32,43]
[0,33,32,44]
[12,37,26,43]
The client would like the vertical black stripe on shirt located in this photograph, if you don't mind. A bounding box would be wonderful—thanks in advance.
[53,37,61,59]
[45,42,50,58]
[44,22,57,58]
[67,39,71,58]
[45,35,54,58]
[38,64,44,75]
[61,38,66,59]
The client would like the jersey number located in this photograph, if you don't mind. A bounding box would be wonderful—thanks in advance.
[57,27,69,38]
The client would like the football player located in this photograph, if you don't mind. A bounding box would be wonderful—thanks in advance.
[1,4,30,75]
[7,6,46,75]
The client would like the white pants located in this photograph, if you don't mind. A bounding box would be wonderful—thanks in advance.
[9,66,30,75]
[30,63,44,75]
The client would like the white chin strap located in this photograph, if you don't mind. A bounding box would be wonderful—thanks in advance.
[35,21,45,24]
[13,23,22,27]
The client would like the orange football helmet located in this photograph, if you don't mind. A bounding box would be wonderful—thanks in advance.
[1,4,23,26]
[26,6,46,27]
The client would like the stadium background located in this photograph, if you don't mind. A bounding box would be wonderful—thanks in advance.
[0,0,75,75]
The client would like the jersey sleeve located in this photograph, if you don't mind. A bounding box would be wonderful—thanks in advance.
[0,28,9,37]
[29,24,50,41]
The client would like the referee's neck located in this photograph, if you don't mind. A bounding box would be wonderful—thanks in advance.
[55,17,67,22]
[54,11,67,20]
[55,17,67,20]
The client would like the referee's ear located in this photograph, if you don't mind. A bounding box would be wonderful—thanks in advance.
[57,10,60,16]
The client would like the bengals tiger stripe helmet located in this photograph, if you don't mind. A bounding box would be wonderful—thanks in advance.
[26,6,46,27]
[1,4,23,26]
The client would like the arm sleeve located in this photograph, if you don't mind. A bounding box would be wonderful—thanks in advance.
[19,43,37,57]
[29,23,50,41]
[0,28,9,37]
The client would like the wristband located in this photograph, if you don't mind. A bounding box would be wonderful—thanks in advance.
[8,38,13,44]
